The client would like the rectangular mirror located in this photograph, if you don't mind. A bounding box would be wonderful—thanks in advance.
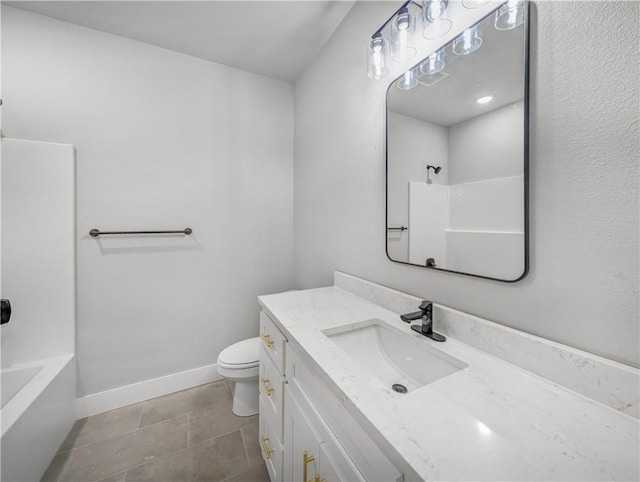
[386,3,529,282]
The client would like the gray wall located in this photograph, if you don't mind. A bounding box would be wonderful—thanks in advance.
[449,101,524,184]
[2,6,294,396]
[293,1,639,367]
[387,111,448,261]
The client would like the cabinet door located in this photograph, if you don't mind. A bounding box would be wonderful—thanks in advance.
[287,390,321,482]
[286,388,365,482]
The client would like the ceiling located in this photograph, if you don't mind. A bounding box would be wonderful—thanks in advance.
[387,13,526,126]
[4,1,355,82]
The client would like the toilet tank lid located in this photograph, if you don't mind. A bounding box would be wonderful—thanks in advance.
[218,337,260,365]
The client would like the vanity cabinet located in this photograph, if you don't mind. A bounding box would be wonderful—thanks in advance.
[259,311,288,481]
[258,310,403,482]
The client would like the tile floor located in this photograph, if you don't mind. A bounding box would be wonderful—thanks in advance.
[42,380,269,482]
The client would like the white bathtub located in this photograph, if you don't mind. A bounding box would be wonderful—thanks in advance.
[1,355,76,482]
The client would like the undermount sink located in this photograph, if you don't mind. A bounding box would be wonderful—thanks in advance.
[323,319,467,393]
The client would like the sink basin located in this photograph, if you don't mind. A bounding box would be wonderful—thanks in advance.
[323,319,467,393]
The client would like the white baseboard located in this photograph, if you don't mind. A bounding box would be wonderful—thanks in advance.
[75,363,223,418]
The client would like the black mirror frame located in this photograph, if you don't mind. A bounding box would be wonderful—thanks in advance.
[384,1,530,283]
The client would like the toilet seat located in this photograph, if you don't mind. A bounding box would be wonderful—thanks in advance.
[217,359,258,370]
[217,337,260,369]
[216,336,261,416]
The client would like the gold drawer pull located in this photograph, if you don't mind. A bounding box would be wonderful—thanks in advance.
[260,435,274,459]
[303,451,316,482]
[261,333,275,348]
[260,377,275,396]
[314,475,326,482]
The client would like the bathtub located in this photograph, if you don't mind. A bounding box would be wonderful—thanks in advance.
[1,355,76,482]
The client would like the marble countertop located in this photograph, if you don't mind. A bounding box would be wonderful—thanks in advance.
[258,281,639,481]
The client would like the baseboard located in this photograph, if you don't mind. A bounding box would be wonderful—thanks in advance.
[75,363,223,418]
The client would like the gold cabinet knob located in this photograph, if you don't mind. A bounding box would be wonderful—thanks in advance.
[260,435,274,459]
[314,474,327,482]
[303,451,316,482]
[261,333,275,348]
[260,377,275,396]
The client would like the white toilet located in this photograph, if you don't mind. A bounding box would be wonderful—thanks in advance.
[217,337,260,416]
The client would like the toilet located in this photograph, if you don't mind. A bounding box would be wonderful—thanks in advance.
[217,337,260,416]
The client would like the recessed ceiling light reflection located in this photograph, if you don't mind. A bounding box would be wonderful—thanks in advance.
[476,95,494,104]
[477,421,492,436]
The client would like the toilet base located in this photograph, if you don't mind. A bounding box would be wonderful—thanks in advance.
[231,379,259,416]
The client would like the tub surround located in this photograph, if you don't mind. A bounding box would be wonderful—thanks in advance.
[258,272,639,481]
[1,355,76,482]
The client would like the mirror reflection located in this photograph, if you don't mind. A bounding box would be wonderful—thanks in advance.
[386,5,528,281]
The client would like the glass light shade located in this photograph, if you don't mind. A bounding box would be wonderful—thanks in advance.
[396,68,419,91]
[420,50,445,76]
[422,0,452,39]
[453,25,482,55]
[462,0,490,8]
[367,34,390,80]
[391,8,417,62]
[495,0,525,30]
[423,0,448,22]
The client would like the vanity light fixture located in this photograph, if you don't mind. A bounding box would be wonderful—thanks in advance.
[452,24,482,55]
[476,95,494,104]
[368,0,522,81]
[367,32,390,80]
[391,6,417,62]
[422,0,453,39]
[495,0,525,30]
[397,68,419,91]
[420,49,445,76]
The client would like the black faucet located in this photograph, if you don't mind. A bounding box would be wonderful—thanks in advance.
[400,300,446,342]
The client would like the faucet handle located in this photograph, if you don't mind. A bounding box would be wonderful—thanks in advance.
[419,300,432,311]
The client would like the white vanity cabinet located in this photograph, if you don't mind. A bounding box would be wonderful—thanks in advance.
[258,310,404,482]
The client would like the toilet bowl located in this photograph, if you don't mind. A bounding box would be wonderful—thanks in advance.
[217,337,260,416]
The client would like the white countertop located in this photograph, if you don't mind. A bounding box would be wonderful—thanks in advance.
[258,282,639,481]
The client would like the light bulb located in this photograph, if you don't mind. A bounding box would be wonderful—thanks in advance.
[424,0,447,22]
[495,0,525,30]
[397,68,419,91]
[391,7,417,62]
[367,33,389,80]
[453,25,482,55]
[420,50,445,76]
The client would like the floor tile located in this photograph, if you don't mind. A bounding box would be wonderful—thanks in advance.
[240,421,262,467]
[44,415,188,481]
[58,404,144,453]
[190,430,248,482]
[140,381,231,428]
[125,430,248,482]
[96,472,126,482]
[223,463,270,482]
[188,395,257,446]
[124,448,190,482]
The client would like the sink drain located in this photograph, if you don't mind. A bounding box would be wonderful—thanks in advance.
[392,383,408,394]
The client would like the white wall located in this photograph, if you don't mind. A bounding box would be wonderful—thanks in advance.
[387,112,447,261]
[1,6,294,396]
[1,139,75,367]
[448,101,524,184]
[293,1,639,367]
[408,182,448,266]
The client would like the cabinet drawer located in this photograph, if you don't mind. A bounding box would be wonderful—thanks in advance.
[259,395,283,482]
[260,311,287,374]
[259,345,285,440]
